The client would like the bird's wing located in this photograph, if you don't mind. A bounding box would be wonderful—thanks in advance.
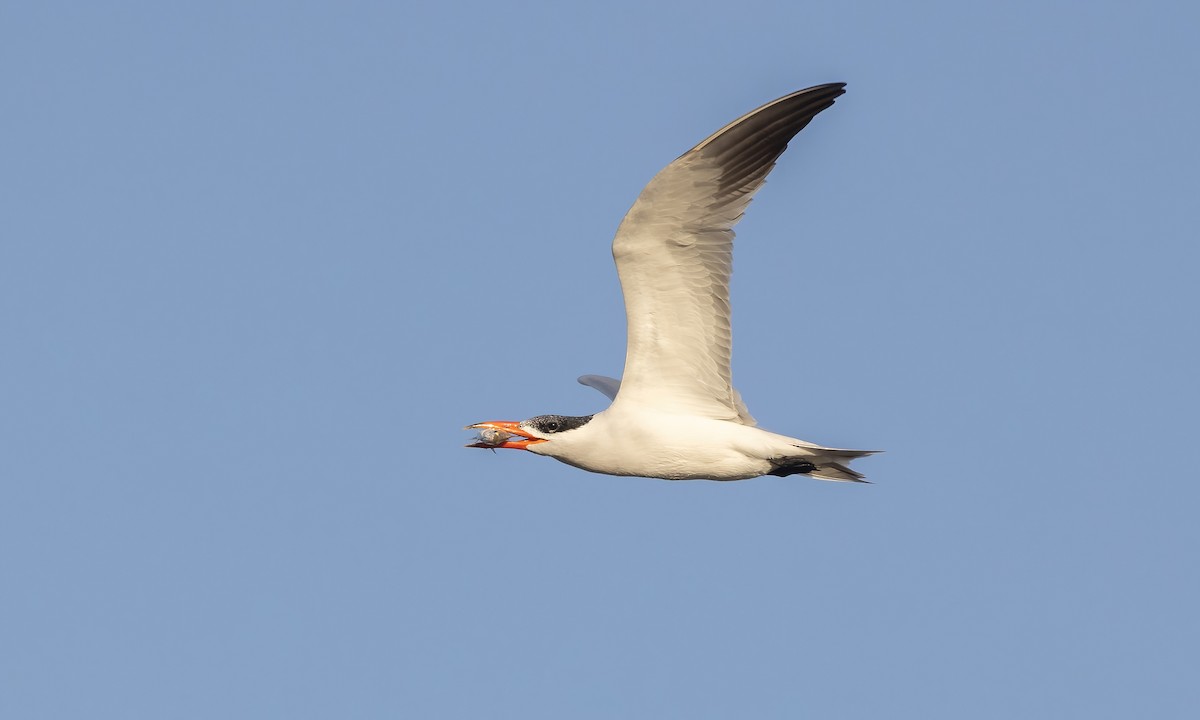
[577,374,622,401]
[579,373,757,426]
[609,83,845,421]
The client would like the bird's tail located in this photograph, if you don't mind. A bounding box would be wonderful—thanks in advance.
[799,446,880,483]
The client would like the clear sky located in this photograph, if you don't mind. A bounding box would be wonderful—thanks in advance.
[3,1,1198,718]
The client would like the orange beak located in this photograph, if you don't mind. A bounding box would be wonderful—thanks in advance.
[464,421,547,450]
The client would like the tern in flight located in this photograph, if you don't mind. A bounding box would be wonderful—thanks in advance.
[467,83,877,481]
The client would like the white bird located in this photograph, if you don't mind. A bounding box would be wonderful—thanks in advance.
[467,83,877,482]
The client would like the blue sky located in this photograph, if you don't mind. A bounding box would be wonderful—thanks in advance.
[3,1,1198,717]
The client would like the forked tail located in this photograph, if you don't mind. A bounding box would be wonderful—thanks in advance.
[770,446,880,483]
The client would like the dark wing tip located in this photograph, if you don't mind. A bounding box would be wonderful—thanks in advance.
[685,83,847,193]
[688,83,846,156]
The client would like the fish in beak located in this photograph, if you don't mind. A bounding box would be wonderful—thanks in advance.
[464,421,547,450]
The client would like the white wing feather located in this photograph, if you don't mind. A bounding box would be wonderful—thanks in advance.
[579,374,756,426]
[607,84,845,423]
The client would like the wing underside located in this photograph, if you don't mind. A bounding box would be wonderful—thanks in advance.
[608,83,846,420]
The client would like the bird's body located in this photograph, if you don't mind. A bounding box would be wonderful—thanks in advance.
[468,83,877,482]
[529,408,867,481]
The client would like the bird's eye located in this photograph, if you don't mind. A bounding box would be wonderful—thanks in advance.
[544,420,560,432]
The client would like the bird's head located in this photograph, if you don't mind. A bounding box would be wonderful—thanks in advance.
[465,414,594,455]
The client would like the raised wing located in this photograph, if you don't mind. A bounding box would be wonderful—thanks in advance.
[609,83,845,420]
[579,373,757,426]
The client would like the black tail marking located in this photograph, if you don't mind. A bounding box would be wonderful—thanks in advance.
[767,457,818,477]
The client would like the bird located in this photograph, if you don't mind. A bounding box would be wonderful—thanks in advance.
[466,83,877,482]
